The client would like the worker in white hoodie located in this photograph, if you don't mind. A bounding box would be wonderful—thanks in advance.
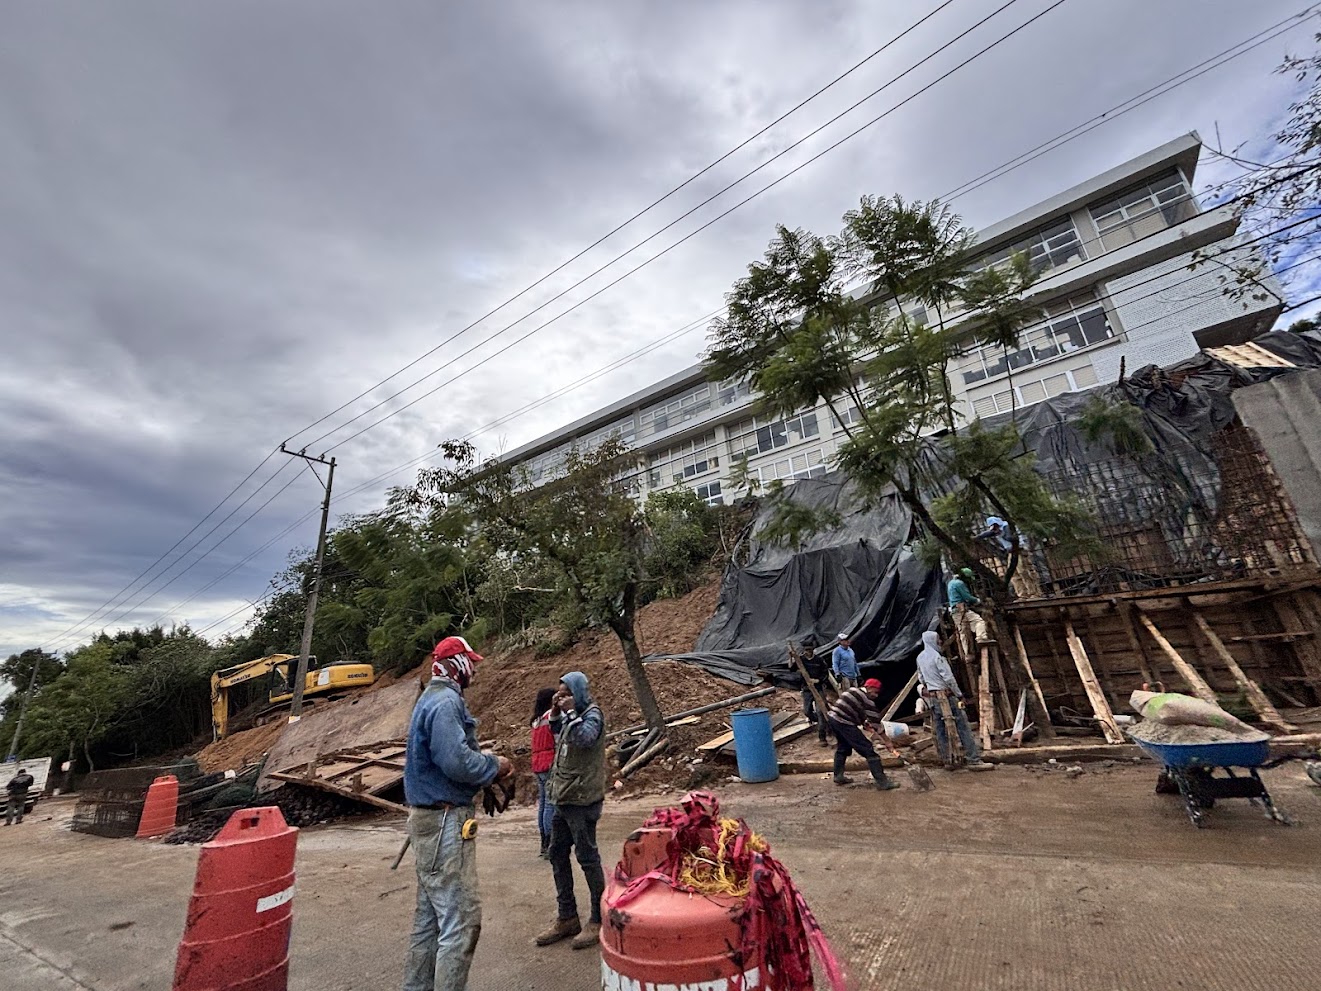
[915,631,986,767]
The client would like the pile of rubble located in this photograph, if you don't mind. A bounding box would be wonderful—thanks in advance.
[164,786,373,844]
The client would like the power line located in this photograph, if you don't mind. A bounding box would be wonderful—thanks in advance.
[333,3,1314,471]
[42,460,306,652]
[314,0,1075,453]
[34,446,280,651]
[40,3,986,650]
[43,3,1314,649]
[147,464,314,628]
[941,6,1319,203]
[278,0,967,450]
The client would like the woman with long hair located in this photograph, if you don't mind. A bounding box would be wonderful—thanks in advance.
[530,687,558,859]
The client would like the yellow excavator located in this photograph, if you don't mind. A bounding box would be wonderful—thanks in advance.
[210,653,376,740]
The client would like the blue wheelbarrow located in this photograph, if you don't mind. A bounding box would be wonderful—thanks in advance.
[1131,736,1292,829]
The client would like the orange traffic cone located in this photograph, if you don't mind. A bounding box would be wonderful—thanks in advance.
[173,807,298,991]
[136,775,180,839]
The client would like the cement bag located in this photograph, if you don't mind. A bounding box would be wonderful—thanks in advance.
[1128,690,1256,734]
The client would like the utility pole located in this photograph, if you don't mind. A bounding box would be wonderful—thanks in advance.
[5,655,43,761]
[280,445,336,724]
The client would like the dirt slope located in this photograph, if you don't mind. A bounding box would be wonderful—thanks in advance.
[192,577,796,789]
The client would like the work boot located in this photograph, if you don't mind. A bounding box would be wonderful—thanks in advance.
[867,759,900,791]
[832,752,852,786]
[571,922,601,950]
[538,833,550,860]
[534,916,581,946]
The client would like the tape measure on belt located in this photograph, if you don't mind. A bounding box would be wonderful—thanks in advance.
[461,818,479,841]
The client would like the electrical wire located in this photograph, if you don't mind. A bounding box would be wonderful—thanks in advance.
[313,0,1075,453]
[278,0,967,450]
[44,3,1317,648]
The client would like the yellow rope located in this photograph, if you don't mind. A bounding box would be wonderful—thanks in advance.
[676,818,768,898]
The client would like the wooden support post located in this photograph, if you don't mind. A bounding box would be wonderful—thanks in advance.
[881,671,921,722]
[989,646,1015,730]
[1116,603,1157,687]
[1274,593,1321,687]
[1081,611,1121,710]
[1062,615,1125,744]
[1190,611,1298,732]
[977,643,996,752]
[1135,612,1217,703]
[789,645,832,742]
[1009,620,1055,739]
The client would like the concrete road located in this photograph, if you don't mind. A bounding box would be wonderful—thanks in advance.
[2,763,1320,990]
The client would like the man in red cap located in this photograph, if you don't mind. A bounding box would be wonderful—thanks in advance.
[827,677,901,791]
[402,635,512,991]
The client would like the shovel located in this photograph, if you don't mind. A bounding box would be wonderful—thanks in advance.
[872,731,934,791]
[899,755,935,792]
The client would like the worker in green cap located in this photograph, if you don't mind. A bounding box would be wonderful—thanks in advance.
[947,567,991,660]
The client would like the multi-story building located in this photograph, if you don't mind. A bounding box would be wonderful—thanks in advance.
[500,133,1284,504]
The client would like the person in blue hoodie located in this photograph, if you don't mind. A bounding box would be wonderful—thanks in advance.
[402,636,512,991]
[534,670,607,951]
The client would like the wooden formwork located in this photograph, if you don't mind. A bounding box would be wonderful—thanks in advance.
[994,579,1321,739]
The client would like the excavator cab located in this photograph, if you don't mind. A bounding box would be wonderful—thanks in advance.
[210,653,377,740]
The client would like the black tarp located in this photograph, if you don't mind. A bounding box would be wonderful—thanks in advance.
[649,332,1321,688]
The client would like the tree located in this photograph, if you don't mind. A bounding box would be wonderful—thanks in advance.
[18,642,131,770]
[410,439,669,733]
[707,198,1094,606]
[1199,32,1321,310]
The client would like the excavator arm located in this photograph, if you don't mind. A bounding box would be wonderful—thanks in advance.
[210,654,297,741]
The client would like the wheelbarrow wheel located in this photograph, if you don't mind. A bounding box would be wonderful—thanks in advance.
[1155,770,1178,795]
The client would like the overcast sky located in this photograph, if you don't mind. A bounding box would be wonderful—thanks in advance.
[2,0,1318,662]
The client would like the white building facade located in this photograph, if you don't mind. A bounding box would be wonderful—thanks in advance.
[500,134,1284,505]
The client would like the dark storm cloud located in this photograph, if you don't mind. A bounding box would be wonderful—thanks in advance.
[1,0,1312,656]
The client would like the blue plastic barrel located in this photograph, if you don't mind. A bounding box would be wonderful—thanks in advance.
[730,708,779,783]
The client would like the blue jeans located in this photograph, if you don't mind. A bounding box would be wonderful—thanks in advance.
[549,802,605,924]
[535,772,553,839]
[402,806,481,991]
[931,695,981,763]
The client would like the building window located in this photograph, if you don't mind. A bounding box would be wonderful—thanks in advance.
[648,431,719,488]
[717,379,752,407]
[832,404,864,432]
[969,364,1097,418]
[960,294,1113,385]
[727,412,820,460]
[695,480,724,506]
[1089,171,1197,252]
[969,217,1087,276]
[639,384,713,438]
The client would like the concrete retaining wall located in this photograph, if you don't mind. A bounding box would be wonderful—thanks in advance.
[1233,367,1321,563]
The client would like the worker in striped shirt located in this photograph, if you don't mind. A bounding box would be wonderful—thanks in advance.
[827,678,901,791]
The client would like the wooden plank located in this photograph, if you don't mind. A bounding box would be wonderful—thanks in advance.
[1004,576,1279,612]
[1116,604,1158,687]
[1009,620,1055,739]
[1135,612,1217,703]
[1081,611,1121,710]
[770,719,813,746]
[1228,631,1315,643]
[266,772,408,814]
[1191,611,1298,732]
[696,729,736,754]
[989,645,1015,730]
[880,671,920,722]
[1062,616,1125,745]
[717,712,799,756]
[977,644,996,752]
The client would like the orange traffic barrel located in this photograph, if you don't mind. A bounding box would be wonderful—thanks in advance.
[136,775,180,839]
[173,806,298,991]
[600,827,766,991]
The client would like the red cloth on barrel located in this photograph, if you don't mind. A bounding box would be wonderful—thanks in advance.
[613,791,846,991]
